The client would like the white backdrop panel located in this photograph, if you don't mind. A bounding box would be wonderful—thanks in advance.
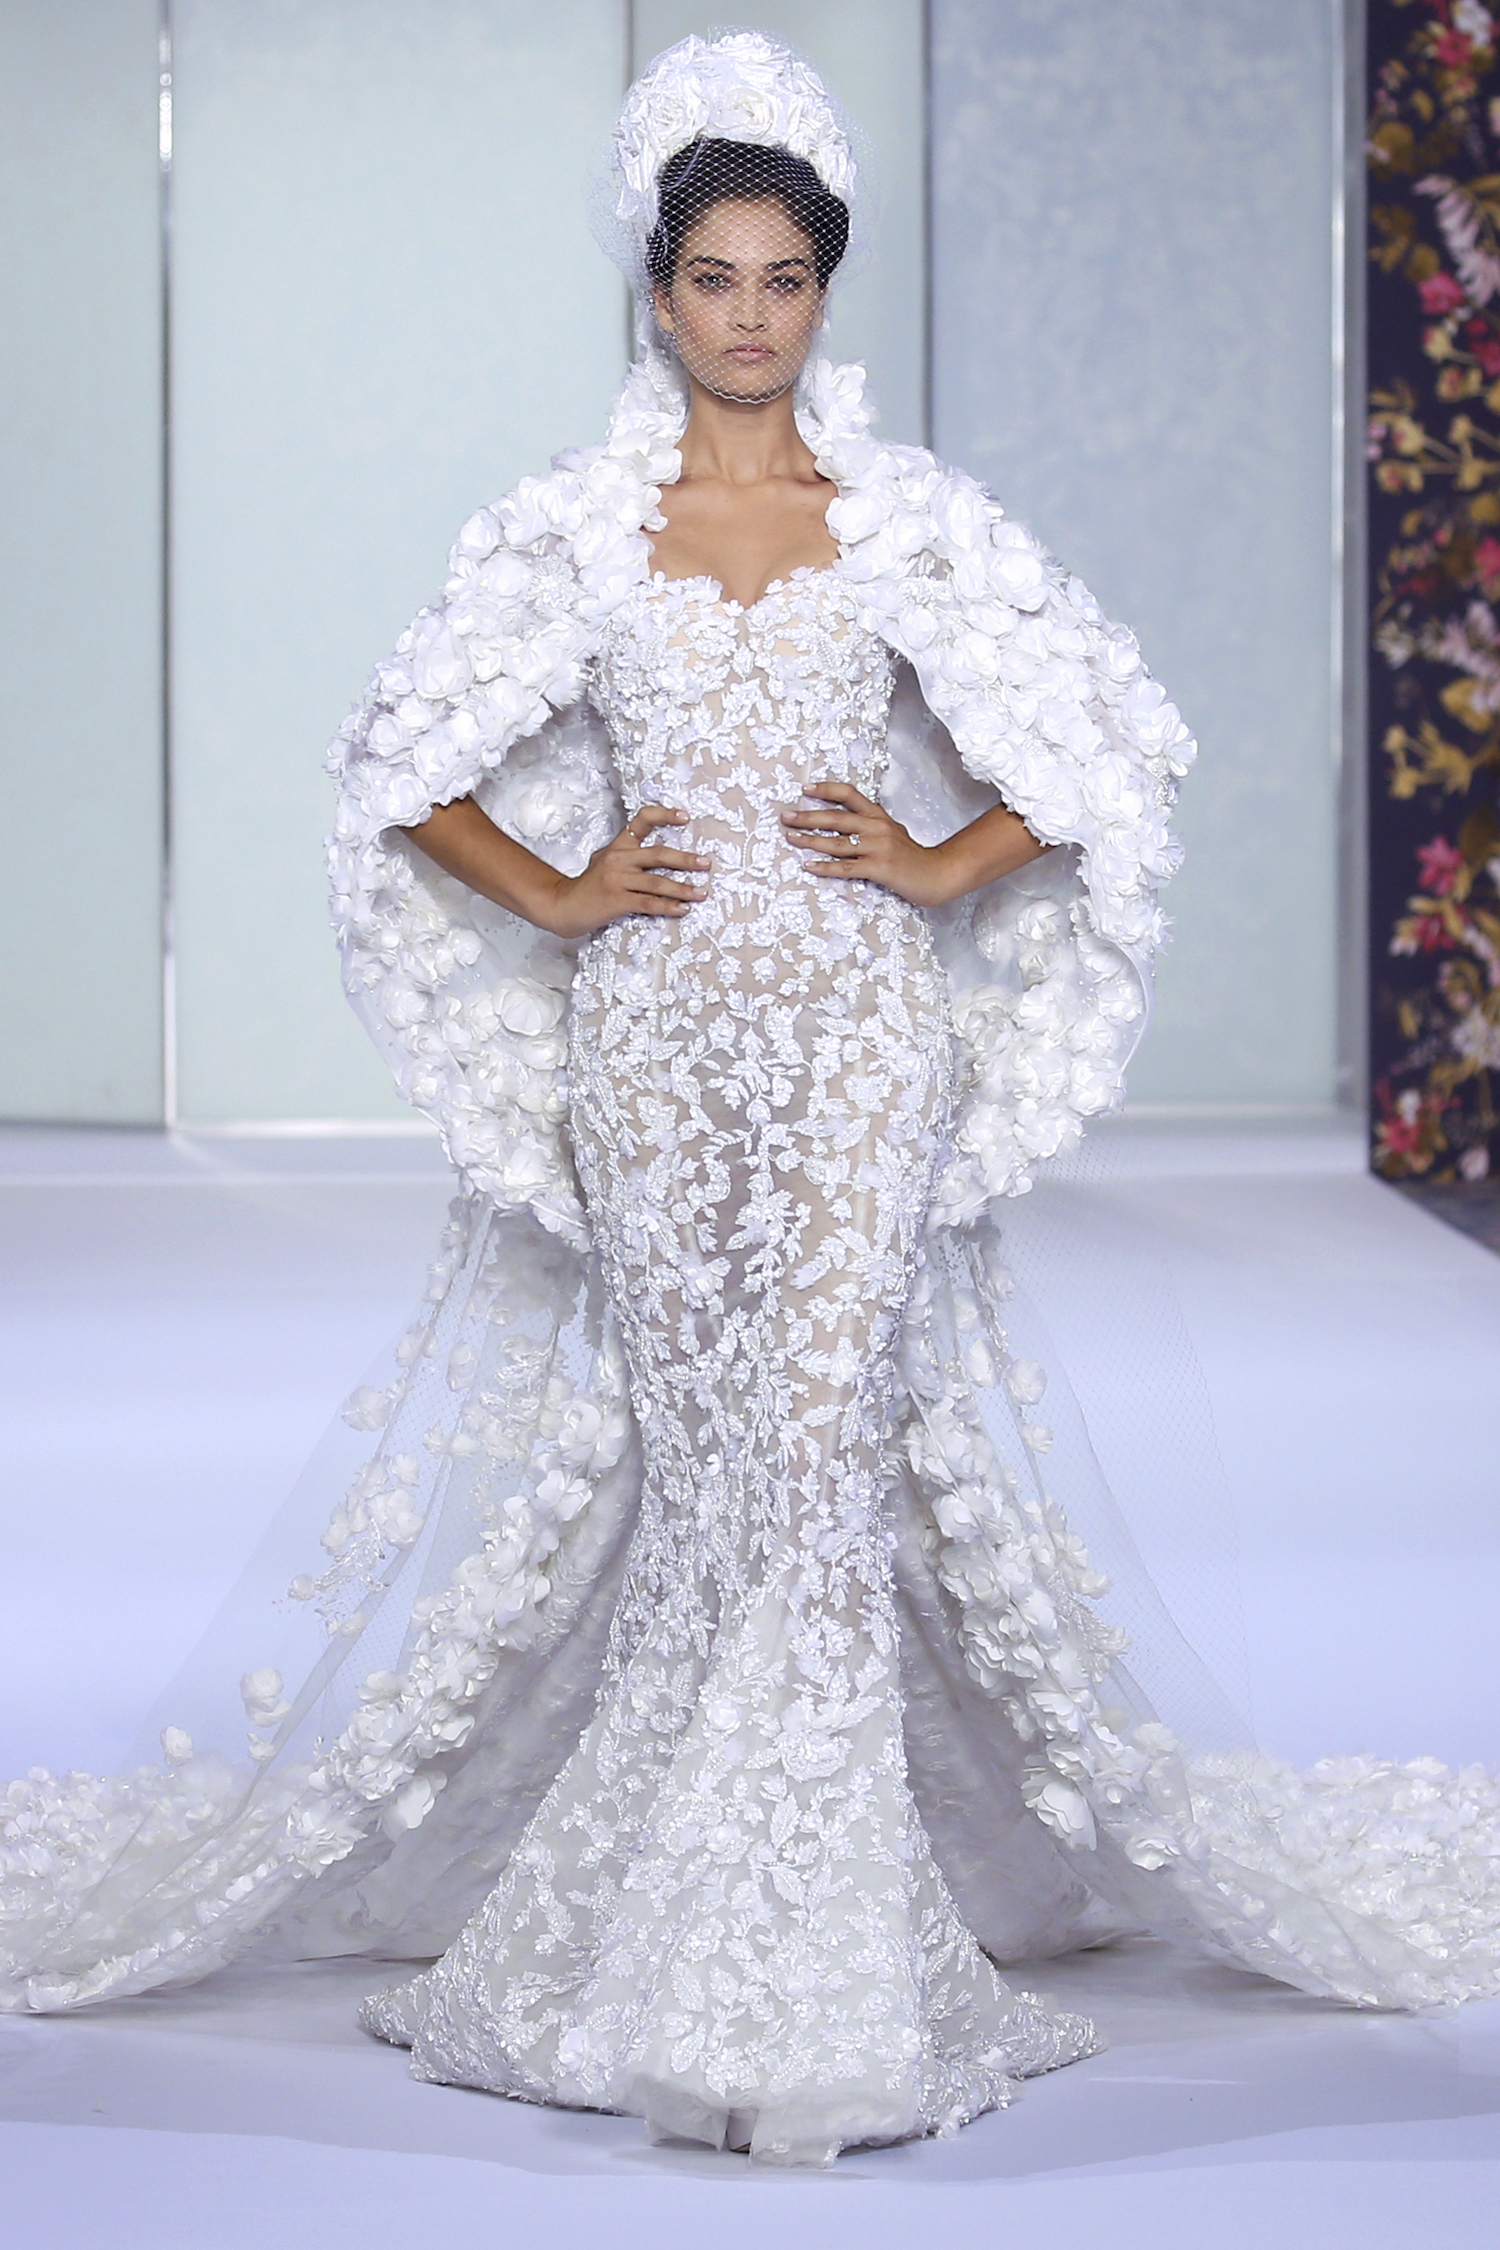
[932,0,1339,1106]
[170,0,628,1121]
[0,0,164,1122]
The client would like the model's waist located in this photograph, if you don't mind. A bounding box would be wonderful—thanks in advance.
[627,808,878,868]
[580,871,936,957]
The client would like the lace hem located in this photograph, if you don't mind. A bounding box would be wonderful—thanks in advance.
[360,1972,1098,2167]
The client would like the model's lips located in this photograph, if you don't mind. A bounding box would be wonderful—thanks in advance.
[726,344,774,360]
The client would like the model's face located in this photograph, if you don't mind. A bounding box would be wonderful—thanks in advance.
[653,198,824,402]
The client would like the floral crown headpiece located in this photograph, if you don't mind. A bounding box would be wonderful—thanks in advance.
[594,31,865,300]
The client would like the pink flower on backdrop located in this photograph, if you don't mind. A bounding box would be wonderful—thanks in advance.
[1417,835,1466,894]
[1393,910,1455,955]
[1420,269,1468,315]
[1476,333,1500,375]
[1474,534,1500,587]
[1435,31,1476,69]
[1376,1103,1424,1159]
[1386,1118,1422,1156]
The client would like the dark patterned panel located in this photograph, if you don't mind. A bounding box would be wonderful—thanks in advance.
[1367,0,1500,1182]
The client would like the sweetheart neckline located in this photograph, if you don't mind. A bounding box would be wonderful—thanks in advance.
[642,561,845,615]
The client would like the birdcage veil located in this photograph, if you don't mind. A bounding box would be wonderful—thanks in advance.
[592,30,877,394]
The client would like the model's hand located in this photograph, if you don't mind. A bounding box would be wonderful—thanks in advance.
[780,782,956,908]
[782,781,1050,906]
[541,805,711,938]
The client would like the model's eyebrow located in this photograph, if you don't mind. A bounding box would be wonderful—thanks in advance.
[683,252,814,274]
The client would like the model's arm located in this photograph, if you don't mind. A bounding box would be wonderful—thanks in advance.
[781,782,1049,909]
[401,797,711,941]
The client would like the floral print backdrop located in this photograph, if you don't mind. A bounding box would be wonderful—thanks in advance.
[1368,0,1500,1181]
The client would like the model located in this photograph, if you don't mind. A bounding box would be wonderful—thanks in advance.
[3,32,1496,2172]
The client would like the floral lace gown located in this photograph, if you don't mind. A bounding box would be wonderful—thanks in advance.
[359,566,1098,2164]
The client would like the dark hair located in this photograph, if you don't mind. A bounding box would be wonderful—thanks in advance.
[646,137,850,291]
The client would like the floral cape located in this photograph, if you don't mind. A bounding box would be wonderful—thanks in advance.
[8,373,1500,2019]
[326,354,1196,1240]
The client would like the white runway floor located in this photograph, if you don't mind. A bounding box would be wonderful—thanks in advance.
[2,1113,1498,2248]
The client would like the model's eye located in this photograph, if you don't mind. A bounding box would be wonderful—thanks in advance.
[768,274,807,294]
[691,272,732,292]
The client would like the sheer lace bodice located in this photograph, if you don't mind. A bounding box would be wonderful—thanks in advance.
[358,566,1097,2163]
[592,563,894,868]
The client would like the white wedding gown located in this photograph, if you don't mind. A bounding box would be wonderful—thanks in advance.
[360,568,1098,2161]
[5,558,1499,2170]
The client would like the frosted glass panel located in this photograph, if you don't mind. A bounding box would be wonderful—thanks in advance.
[170,0,628,1121]
[631,0,928,444]
[0,0,164,1122]
[933,0,1338,1106]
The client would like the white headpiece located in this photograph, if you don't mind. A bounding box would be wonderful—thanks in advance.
[594,31,866,304]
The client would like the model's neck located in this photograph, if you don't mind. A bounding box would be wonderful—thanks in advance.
[675,379,817,486]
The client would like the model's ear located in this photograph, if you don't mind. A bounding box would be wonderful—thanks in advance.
[652,282,675,337]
